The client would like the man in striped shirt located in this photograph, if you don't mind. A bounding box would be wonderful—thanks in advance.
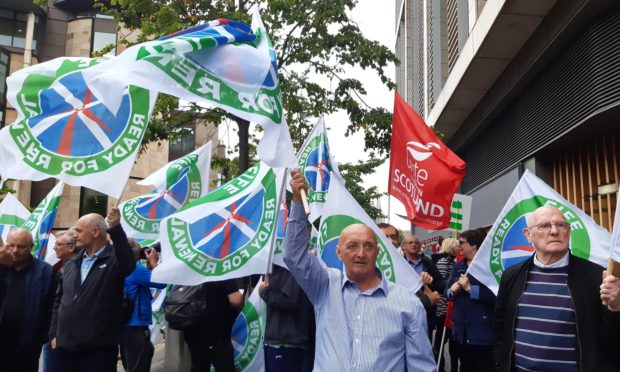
[494,205,620,372]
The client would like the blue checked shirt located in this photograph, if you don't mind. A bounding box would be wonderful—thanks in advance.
[80,246,106,284]
[283,202,436,372]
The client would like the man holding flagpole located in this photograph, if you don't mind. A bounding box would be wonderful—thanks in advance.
[494,205,620,372]
[284,170,435,372]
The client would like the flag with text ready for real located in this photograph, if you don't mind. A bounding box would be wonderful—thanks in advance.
[152,162,280,285]
[296,116,342,222]
[468,170,611,295]
[318,175,423,292]
[120,143,213,240]
[82,9,297,168]
[231,278,266,372]
[21,181,64,264]
[0,193,31,243]
[0,58,156,199]
[388,93,466,230]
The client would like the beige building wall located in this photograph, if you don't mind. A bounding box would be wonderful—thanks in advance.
[65,18,93,57]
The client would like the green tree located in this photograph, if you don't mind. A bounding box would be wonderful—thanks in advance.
[101,0,396,216]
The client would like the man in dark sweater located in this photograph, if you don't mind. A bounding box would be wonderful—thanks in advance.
[494,205,620,372]
[50,208,134,372]
[259,265,315,372]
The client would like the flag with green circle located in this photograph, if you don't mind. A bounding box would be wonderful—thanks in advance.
[0,193,31,243]
[467,170,611,295]
[0,58,156,198]
[318,175,422,292]
[296,116,342,222]
[119,143,212,239]
[152,162,280,285]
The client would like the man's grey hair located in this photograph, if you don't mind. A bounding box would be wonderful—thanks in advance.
[402,232,419,242]
[55,229,76,244]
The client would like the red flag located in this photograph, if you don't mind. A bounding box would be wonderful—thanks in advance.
[388,93,466,229]
[444,300,454,330]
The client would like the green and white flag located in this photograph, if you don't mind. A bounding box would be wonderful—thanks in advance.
[229,278,265,372]
[610,195,620,263]
[0,58,155,198]
[296,116,342,222]
[0,193,31,243]
[318,175,422,292]
[83,9,297,168]
[468,170,611,295]
[120,143,212,239]
[20,182,64,263]
[152,162,280,285]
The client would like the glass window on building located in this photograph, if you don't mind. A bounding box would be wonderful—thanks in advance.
[92,31,117,56]
[169,126,196,161]
[0,47,9,127]
[79,187,108,217]
[0,10,38,49]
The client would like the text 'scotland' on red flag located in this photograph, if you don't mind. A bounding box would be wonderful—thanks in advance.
[388,93,466,230]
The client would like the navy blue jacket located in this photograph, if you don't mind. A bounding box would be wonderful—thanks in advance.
[445,260,496,345]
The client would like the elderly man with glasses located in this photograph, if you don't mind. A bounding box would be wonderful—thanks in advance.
[494,205,620,372]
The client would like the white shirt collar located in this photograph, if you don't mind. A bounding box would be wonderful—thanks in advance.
[533,250,570,268]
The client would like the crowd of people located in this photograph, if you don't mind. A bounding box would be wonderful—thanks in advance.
[1,172,620,372]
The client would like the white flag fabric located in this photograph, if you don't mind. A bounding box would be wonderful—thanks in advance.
[296,116,342,222]
[0,193,31,243]
[20,182,64,262]
[82,9,297,168]
[610,195,620,263]
[120,143,212,239]
[152,162,280,284]
[318,175,422,292]
[0,58,156,198]
[231,278,266,372]
[468,170,611,295]
[149,286,168,344]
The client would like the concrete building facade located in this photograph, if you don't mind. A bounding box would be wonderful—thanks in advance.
[396,0,619,238]
[0,0,222,230]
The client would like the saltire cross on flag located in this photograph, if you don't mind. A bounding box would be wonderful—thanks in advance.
[467,170,611,295]
[152,162,280,285]
[319,175,423,292]
[0,58,156,198]
[388,93,466,229]
[20,182,64,262]
[82,8,297,168]
[0,193,31,243]
[296,116,342,222]
[120,143,212,239]
[230,278,266,372]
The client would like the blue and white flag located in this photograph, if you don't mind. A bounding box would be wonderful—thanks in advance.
[0,193,31,243]
[468,170,611,295]
[318,175,422,292]
[296,116,342,222]
[120,143,212,239]
[20,182,64,262]
[230,278,265,372]
[0,58,156,198]
[152,162,280,285]
[83,9,297,168]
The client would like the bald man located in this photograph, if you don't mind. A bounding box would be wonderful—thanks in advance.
[0,228,56,372]
[494,205,620,372]
[283,170,435,372]
[50,208,134,372]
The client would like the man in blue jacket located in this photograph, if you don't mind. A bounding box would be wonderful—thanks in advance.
[120,240,166,372]
[0,228,56,372]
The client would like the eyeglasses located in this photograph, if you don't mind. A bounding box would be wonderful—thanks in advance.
[528,222,570,233]
[55,242,75,247]
[458,240,467,246]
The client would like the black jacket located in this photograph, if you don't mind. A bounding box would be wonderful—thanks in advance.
[259,265,314,346]
[493,254,620,372]
[50,224,134,351]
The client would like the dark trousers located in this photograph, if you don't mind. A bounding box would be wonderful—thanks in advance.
[56,345,118,372]
[264,345,306,372]
[0,346,40,372]
[433,315,458,372]
[120,326,155,372]
[453,342,494,372]
[183,329,235,372]
[42,341,63,372]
